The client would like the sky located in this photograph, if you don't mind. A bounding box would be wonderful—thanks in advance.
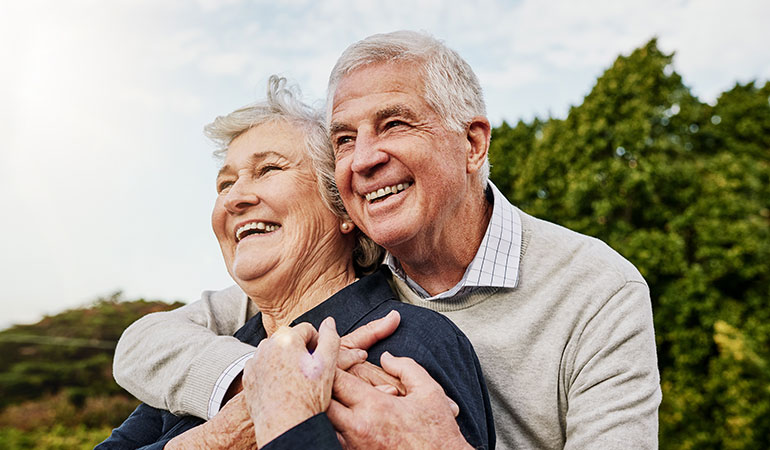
[1,0,769,329]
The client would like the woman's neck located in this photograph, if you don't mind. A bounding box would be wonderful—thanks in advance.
[248,261,357,336]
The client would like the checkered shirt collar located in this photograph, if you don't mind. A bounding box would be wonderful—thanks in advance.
[384,181,522,300]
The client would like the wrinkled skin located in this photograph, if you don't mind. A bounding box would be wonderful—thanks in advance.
[244,319,340,447]
[328,352,468,450]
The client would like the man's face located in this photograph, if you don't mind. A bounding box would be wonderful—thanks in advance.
[330,62,472,253]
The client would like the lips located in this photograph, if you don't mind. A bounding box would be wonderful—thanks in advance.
[364,182,412,203]
[235,221,281,242]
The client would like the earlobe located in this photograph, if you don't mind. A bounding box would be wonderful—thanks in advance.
[340,222,355,234]
[466,117,491,174]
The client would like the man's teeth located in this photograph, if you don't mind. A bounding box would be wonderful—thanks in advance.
[236,222,281,241]
[365,182,411,202]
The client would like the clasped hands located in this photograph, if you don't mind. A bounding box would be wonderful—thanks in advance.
[167,311,466,450]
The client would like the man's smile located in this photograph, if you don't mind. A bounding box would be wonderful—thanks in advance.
[364,181,412,203]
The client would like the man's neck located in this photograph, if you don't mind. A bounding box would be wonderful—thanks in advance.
[392,186,493,296]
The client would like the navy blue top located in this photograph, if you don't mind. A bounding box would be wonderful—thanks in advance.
[97,267,495,449]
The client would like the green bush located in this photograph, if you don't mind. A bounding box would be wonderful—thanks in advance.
[0,425,112,450]
[490,40,770,449]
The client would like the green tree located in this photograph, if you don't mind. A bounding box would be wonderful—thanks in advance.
[489,40,770,449]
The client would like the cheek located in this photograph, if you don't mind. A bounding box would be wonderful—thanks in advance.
[334,164,355,199]
[211,201,228,241]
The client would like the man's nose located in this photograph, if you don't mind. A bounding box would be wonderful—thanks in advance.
[223,178,260,214]
[350,132,389,175]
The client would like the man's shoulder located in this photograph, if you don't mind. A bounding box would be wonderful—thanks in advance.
[517,209,646,285]
[372,299,469,347]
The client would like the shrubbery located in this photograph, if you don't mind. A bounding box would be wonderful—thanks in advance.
[490,40,770,449]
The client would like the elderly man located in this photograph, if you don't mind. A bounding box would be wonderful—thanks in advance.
[114,31,660,449]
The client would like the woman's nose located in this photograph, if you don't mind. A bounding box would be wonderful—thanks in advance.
[223,179,260,213]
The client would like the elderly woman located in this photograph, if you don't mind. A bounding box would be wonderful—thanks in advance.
[97,77,494,449]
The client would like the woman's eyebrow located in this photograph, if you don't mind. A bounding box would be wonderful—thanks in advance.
[216,151,284,179]
[216,164,233,180]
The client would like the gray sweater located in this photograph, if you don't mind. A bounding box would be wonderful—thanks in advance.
[113,209,660,450]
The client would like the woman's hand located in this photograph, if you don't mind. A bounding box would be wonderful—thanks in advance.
[243,317,340,448]
[165,392,257,449]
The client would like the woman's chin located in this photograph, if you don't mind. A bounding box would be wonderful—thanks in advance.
[230,259,272,285]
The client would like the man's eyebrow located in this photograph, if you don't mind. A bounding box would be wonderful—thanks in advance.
[329,105,419,135]
[376,105,417,122]
[329,122,352,135]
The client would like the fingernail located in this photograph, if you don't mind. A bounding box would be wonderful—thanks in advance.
[357,349,368,360]
[382,351,393,360]
[449,399,460,416]
[323,316,336,329]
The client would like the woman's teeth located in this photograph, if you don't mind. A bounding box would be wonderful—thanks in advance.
[365,182,411,203]
[236,222,281,241]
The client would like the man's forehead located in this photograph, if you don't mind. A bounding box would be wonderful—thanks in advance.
[330,64,427,123]
[333,62,424,103]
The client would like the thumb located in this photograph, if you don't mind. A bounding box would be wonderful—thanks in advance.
[380,351,460,416]
[315,317,340,369]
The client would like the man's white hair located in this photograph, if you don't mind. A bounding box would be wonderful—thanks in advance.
[327,30,490,183]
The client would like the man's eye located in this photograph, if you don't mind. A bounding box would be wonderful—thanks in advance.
[335,135,354,147]
[385,120,407,129]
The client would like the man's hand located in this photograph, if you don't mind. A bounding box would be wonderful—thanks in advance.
[337,310,406,395]
[328,352,469,450]
[337,310,401,368]
[243,317,340,447]
[165,391,257,449]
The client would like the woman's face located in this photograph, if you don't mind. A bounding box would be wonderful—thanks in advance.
[212,120,347,290]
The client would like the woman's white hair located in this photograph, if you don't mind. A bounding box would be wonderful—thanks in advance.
[205,75,383,275]
[326,30,489,183]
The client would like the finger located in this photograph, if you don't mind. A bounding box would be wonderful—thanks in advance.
[341,310,400,350]
[449,397,460,417]
[348,361,406,395]
[337,347,368,370]
[288,322,319,347]
[314,317,341,371]
[326,398,354,434]
[332,367,377,406]
[374,384,399,395]
[380,352,460,416]
[379,351,437,394]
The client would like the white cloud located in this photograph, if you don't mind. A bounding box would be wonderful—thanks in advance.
[2,0,768,327]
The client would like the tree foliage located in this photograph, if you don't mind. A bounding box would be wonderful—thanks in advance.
[490,39,770,449]
[0,293,183,430]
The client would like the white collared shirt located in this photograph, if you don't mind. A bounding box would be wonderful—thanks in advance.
[384,181,522,300]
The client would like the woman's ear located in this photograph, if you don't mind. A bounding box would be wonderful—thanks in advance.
[340,221,355,234]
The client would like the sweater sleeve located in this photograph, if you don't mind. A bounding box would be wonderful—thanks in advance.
[113,286,258,419]
[565,280,661,450]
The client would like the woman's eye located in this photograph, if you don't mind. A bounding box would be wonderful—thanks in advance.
[217,180,234,193]
[258,164,282,176]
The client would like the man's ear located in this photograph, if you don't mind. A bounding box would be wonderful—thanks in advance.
[465,116,491,174]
